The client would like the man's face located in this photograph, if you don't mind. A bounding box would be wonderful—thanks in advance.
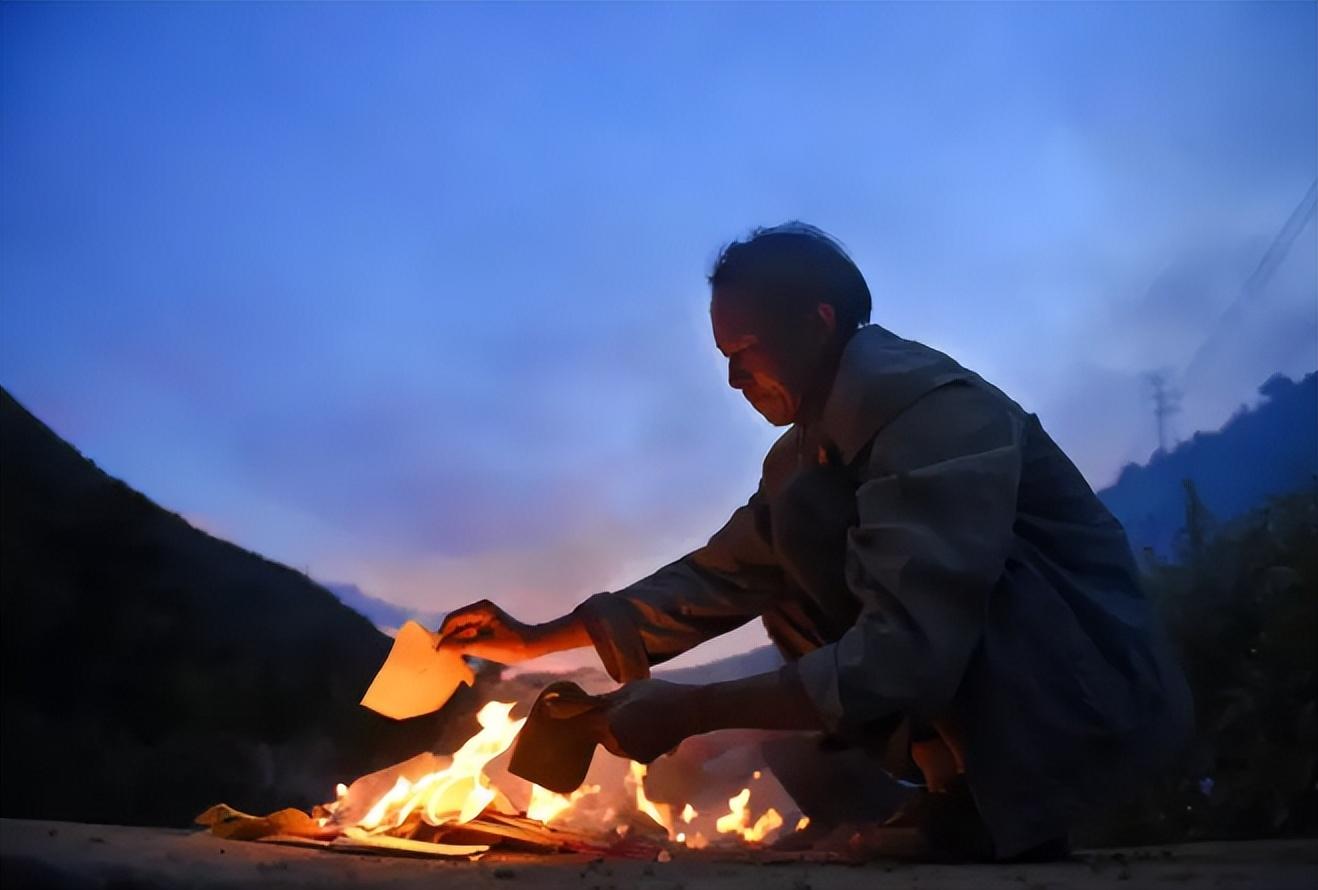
[710,287,832,426]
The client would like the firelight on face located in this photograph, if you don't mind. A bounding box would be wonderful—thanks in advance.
[710,289,823,427]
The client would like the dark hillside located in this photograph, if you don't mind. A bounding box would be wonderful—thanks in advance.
[1099,372,1317,557]
[0,387,479,827]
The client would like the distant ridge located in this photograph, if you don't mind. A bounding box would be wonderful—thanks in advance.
[321,581,442,635]
[1098,371,1317,557]
[0,386,480,827]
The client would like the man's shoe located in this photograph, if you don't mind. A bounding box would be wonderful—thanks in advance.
[918,774,996,861]
[786,776,1071,864]
[864,774,1068,863]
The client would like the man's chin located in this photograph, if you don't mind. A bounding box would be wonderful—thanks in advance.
[747,396,794,426]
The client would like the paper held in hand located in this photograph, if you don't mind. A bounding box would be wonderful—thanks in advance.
[360,620,475,720]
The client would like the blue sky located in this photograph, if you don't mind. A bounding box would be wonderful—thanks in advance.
[3,2,1314,667]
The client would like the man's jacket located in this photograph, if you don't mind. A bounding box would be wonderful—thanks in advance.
[576,324,1193,857]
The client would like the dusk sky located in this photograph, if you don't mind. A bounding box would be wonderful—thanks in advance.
[3,2,1314,669]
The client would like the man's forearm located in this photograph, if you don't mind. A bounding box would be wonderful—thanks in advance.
[525,612,593,658]
[688,664,825,734]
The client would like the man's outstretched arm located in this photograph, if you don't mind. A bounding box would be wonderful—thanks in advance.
[436,600,592,663]
[438,485,786,675]
[600,665,824,763]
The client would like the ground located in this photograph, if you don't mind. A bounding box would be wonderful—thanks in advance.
[1,819,1315,889]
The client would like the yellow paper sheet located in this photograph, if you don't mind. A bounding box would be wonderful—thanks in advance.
[360,620,474,720]
[335,826,488,857]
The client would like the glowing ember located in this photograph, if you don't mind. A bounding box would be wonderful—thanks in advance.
[351,701,526,834]
[796,815,810,831]
[715,787,783,843]
[681,803,697,824]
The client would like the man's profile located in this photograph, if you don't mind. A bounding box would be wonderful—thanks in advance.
[439,223,1193,861]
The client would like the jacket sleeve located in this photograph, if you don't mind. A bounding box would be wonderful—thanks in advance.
[574,486,785,682]
[794,382,1023,732]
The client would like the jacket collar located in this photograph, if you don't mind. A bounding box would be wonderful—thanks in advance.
[809,325,977,465]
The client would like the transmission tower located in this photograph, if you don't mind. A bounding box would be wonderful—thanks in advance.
[1144,370,1182,454]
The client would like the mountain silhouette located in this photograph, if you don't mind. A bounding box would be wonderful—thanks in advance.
[1098,371,1317,557]
[0,386,481,827]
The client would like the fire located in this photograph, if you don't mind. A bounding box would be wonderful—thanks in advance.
[317,697,791,852]
[715,787,783,843]
[526,782,600,824]
[627,762,674,835]
[353,701,526,833]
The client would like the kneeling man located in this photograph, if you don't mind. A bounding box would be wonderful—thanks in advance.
[440,223,1192,861]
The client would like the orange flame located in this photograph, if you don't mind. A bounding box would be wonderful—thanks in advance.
[323,697,792,849]
[526,782,600,824]
[627,762,674,836]
[354,701,526,833]
[715,787,783,843]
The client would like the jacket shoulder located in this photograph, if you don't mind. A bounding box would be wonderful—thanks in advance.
[820,326,982,463]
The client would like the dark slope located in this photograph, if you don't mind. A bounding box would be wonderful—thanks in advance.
[1099,372,1317,557]
[0,387,479,826]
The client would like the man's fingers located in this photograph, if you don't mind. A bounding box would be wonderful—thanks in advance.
[435,625,492,655]
[436,622,478,647]
[437,616,474,639]
[438,601,497,638]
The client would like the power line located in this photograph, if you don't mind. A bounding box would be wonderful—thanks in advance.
[1182,178,1318,384]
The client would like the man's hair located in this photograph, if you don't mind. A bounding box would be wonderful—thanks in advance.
[708,222,871,331]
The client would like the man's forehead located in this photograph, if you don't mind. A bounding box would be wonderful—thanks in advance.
[712,286,786,341]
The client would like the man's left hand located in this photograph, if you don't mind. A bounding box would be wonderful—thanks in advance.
[600,679,704,764]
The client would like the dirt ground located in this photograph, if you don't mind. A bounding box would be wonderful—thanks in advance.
[1,818,1314,890]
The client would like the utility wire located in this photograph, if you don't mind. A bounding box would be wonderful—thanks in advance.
[1182,178,1318,385]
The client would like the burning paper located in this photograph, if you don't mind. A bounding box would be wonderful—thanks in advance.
[360,620,474,720]
[199,686,800,861]
[327,702,524,833]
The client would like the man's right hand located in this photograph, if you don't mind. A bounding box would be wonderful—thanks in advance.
[437,600,539,664]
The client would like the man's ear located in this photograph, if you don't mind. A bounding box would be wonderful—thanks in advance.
[815,302,837,339]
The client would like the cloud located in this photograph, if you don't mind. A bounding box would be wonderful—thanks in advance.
[1,2,1313,663]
